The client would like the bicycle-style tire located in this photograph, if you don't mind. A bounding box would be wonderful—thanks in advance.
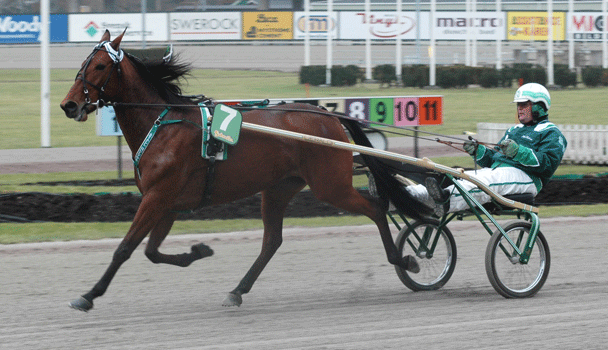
[394,219,457,291]
[485,220,550,298]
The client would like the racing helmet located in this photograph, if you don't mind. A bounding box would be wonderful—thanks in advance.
[513,83,550,119]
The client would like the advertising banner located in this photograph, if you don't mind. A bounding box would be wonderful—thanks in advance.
[69,13,168,42]
[293,12,338,39]
[170,12,241,41]
[569,12,606,41]
[433,12,505,41]
[507,12,566,41]
[242,12,293,40]
[0,14,67,44]
[339,11,430,40]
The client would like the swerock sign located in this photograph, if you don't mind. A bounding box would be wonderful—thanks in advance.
[169,12,241,41]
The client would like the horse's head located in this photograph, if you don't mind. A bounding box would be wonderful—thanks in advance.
[60,30,125,122]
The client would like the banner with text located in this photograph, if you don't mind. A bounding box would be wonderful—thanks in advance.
[569,12,606,41]
[170,12,241,41]
[293,12,338,40]
[339,11,430,40]
[242,12,293,40]
[0,14,67,44]
[69,13,168,42]
[507,11,566,41]
[433,12,506,41]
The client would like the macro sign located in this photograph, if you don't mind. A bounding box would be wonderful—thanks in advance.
[433,12,506,40]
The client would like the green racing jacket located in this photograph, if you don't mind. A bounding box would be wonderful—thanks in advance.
[473,119,568,192]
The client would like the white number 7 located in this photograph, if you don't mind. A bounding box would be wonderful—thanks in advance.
[219,104,238,131]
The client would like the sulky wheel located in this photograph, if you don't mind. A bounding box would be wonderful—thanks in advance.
[394,219,457,291]
[485,220,550,298]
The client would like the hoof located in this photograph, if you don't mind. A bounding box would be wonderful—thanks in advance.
[402,255,420,274]
[192,243,214,260]
[69,296,93,312]
[222,293,242,307]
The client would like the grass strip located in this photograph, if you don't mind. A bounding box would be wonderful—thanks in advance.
[1,204,607,245]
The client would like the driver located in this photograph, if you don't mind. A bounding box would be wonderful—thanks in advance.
[407,83,568,216]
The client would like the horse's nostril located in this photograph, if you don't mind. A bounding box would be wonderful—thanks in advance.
[61,101,78,114]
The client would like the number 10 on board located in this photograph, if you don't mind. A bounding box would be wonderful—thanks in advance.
[394,96,442,126]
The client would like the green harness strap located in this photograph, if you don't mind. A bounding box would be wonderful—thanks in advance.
[133,107,183,179]
[132,105,222,208]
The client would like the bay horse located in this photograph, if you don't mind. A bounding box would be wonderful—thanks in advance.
[60,30,426,311]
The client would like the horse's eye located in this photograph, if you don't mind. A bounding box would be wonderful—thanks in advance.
[95,64,106,70]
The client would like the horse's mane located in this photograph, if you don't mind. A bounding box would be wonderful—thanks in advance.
[124,51,197,106]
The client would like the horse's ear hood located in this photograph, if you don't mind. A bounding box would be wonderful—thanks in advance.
[110,28,127,50]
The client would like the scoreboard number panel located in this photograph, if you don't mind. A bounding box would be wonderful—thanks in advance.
[369,98,394,125]
[394,97,419,126]
[418,96,443,125]
[318,99,345,113]
[211,96,441,126]
[345,98,370,121]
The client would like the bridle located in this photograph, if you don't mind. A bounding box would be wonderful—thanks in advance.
[75,41,124,106]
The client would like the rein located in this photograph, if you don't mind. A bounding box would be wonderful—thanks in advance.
[102,100,495,151]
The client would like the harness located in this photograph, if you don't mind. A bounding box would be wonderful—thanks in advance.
[132,107,179,179]
[130,103,222,207]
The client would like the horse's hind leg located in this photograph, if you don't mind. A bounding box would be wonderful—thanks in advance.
[144,212,213,267]
[223,177,306,307]
[310,180,417,272]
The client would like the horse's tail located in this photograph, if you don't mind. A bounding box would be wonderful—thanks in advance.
[340,118,429,220]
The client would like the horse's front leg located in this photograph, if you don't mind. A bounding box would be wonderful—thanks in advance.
[69,193,171,312]
[144,212,213,267]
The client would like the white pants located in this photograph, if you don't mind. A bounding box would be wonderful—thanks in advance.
[406,167,538,213]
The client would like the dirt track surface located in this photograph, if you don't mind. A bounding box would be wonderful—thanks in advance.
[1,218,607,349]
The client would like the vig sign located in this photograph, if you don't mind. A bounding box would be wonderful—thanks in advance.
[570,13,606,41]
